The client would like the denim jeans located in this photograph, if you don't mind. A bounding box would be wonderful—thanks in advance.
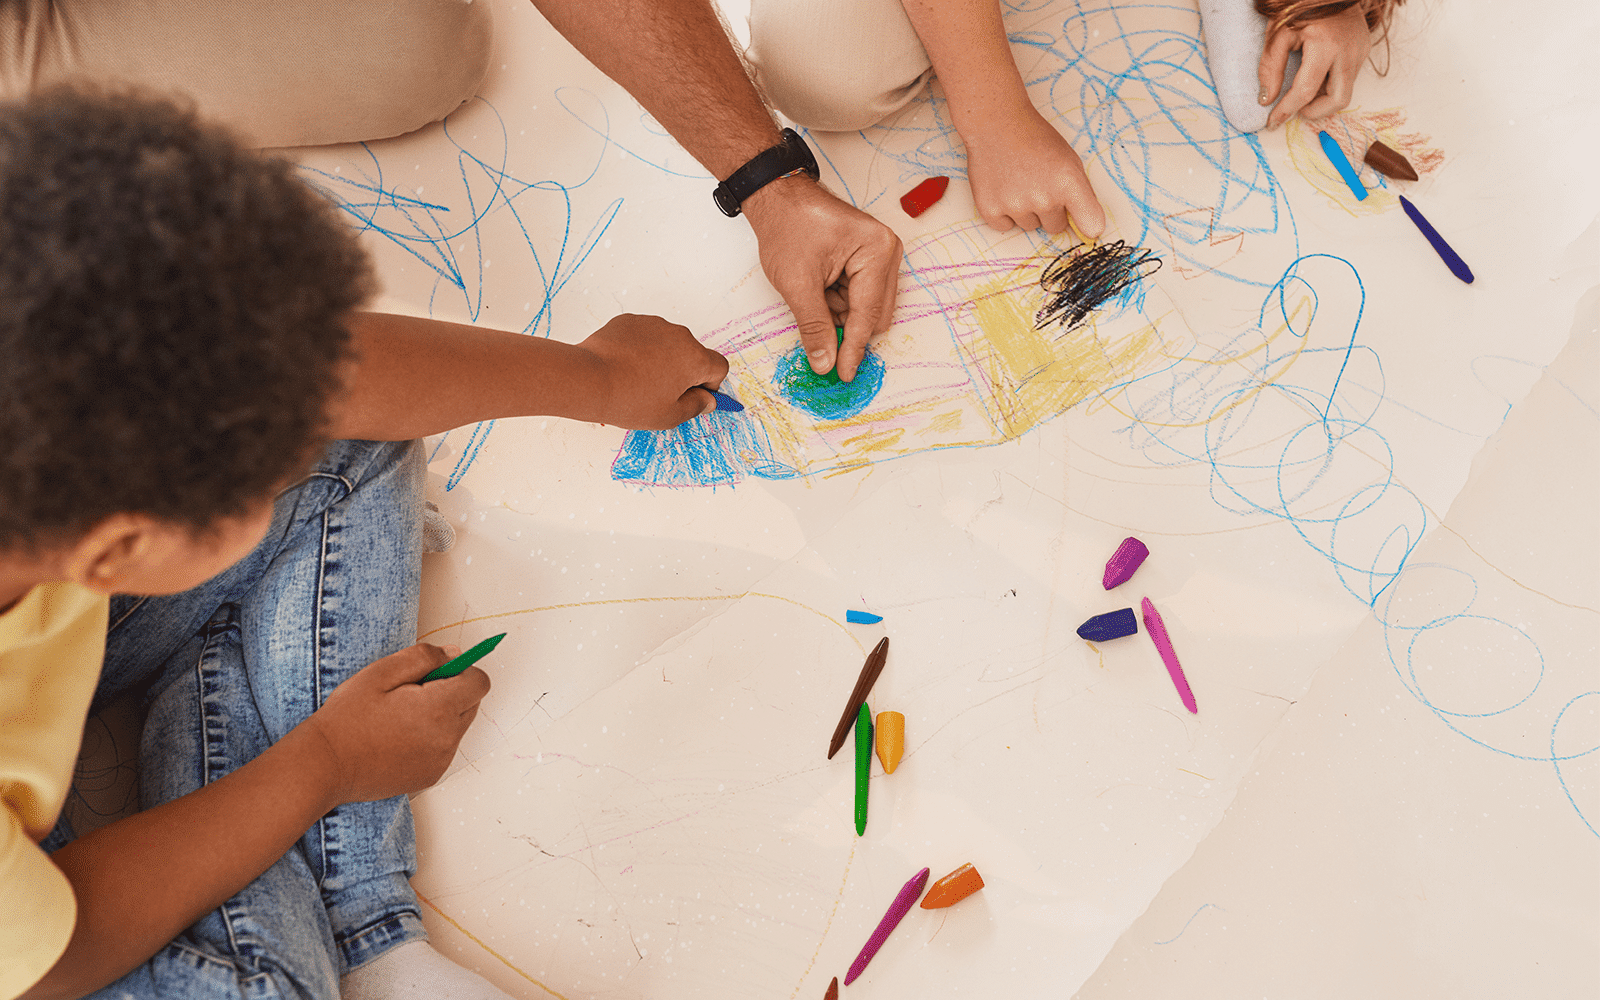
[45,439,430,999]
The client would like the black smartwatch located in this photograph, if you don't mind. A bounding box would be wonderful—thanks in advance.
[713,128,820,218]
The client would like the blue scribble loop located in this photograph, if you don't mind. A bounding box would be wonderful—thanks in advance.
[773,344,886,421]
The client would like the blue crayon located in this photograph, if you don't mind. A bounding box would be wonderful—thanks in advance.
[1318,130,1368,201]
[846,610,883,624]
[1076,608,1138,642]
[707,388,744,412]
[1399,196,1475,285]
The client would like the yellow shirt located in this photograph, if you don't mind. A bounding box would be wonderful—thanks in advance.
[0,583,107,999]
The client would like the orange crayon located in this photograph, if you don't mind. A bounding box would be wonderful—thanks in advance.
[875,711,904,773]
[920,863,985,909]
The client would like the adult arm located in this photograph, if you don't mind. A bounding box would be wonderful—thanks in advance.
[22,646,486,1000]
[527,0,901,381]
[899,0,1105,237]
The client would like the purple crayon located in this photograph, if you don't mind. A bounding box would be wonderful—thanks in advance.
[844,867,930,985]
[1102,536,1149,590]
[1077,607,1138,642]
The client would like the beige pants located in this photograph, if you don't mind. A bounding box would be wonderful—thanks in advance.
[0,0,492,147]
[746,0,934,131]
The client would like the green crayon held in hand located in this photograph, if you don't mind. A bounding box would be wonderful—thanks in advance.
[422,632,507,682]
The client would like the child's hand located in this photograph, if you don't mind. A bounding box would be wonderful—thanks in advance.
[1259,4,1372,129]
[298,643,490,806]
[962,106,1105,238]
[578,313,731,428]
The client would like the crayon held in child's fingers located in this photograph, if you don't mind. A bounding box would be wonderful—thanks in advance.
[422,632,507,683]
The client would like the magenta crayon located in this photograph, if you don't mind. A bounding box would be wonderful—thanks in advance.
[1141,598,1197,713]
[844,867,930,984]
[1102,536,1149,589]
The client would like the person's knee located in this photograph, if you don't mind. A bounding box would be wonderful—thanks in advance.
[755,60,931,132]
[359,0,494,140]
[746,2,931,132]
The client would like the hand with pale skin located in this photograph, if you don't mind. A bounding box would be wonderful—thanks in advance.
[1260,3,1374,128]
[900,0,1107,239]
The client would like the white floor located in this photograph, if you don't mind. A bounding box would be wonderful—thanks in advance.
[274,1,1598,997]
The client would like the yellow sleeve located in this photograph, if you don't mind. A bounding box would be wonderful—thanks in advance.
[0,804,76,1000]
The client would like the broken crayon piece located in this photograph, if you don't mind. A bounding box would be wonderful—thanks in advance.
[824,977,839,1000]
[899,175,950,218]
[1141,597,1197,713]
[845,867,931,985]
[920,863,985,909]
[854,703,872,835]
[1102,536,1150,589]
[846,609,883,624]
[1363,139,1419,182]
[875,711,904,774]
[827,637,889,759]
[1077,608,1138,642]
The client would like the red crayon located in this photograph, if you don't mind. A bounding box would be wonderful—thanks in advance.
[900,176,949,218]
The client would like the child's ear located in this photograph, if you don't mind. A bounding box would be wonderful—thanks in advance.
[63,513,164,594]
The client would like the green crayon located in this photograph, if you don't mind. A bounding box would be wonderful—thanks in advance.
[421,632,507,682]
[855,701,872,836]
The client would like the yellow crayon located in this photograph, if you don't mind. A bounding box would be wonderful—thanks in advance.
[875,711,904,774]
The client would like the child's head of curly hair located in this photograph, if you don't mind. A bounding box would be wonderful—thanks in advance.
[0,87,374,554]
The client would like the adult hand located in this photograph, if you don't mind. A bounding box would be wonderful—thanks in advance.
[577,313,730,428]
[300,643,488,806]
[1260,4,1373,129]
[741,175,902,383]
[963,104,1106,238]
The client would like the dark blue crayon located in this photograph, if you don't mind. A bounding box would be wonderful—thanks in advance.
[708,388,744,412]
[1076,608,1138,642]
[1399,196,1474,284]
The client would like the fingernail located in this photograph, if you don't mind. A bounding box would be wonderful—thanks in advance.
[1259,86,1270,105]
[808,348,833,372]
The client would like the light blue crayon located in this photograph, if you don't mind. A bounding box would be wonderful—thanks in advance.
[846,610,883,624]
[1318,130,1368,200]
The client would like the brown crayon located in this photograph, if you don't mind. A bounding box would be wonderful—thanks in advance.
[824,976,839,1000]
[1363,139,1419,182]
[826,637,889,759]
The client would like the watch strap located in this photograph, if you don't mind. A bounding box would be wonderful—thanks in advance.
[713,128,819,218]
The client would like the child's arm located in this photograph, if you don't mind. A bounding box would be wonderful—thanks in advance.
[898,0,1105,237]
[325,311,730,443]
[21,645,485,1000]
[1258,2,1376,128]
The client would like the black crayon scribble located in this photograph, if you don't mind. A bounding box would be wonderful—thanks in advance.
[1035,241,1162,334]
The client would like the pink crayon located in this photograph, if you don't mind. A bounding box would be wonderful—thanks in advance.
[1141,597,1197,713]
[1102,536,1149,589]
[844,867,930,985]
